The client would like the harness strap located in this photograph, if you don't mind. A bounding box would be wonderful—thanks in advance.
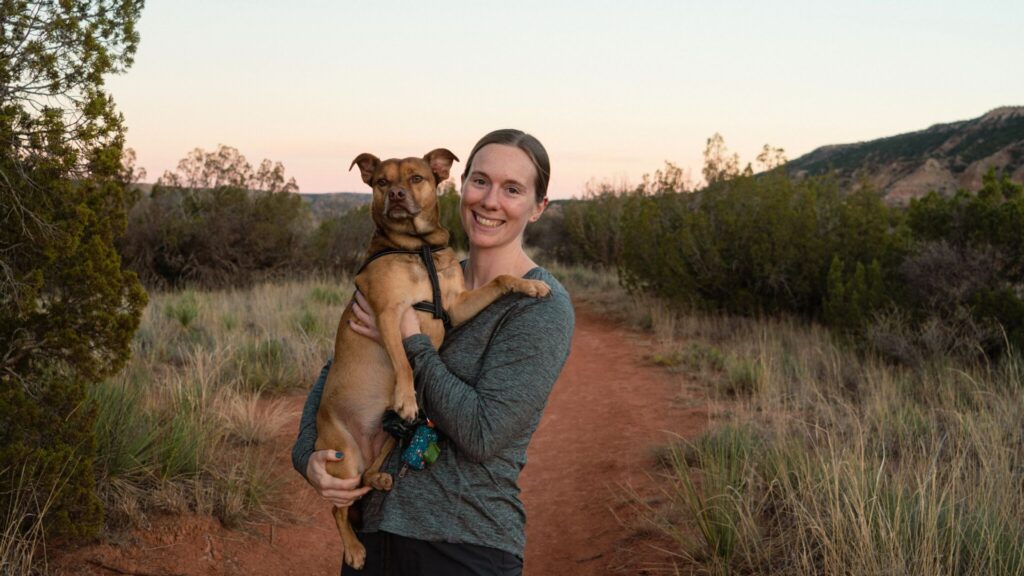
[415,244,452,332]
[357,244,452,333]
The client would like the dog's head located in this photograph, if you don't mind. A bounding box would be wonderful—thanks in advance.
[350,149,459,238]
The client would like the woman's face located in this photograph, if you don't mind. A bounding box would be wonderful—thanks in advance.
[460,144,546,251]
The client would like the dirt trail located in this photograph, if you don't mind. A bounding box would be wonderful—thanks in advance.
[54,305,707,576]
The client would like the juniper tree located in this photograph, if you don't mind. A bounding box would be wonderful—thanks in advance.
[1,0,146,539]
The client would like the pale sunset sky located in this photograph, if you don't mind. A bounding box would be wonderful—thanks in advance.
[108,0,1024,199]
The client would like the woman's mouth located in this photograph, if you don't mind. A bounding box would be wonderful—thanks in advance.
[473,212,505,229]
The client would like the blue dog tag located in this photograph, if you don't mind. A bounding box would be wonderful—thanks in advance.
[401,421,440,471]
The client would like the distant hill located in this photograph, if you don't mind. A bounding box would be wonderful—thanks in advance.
[787,107,1024,203]
[299,192,371,224]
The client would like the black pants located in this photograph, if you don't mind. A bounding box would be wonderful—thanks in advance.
[345,531,522,576]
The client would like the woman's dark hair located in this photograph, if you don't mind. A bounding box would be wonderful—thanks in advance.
[461,129,550,202]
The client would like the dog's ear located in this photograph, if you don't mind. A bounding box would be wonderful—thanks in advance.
[350,153,380,186]
[423,148,459,183]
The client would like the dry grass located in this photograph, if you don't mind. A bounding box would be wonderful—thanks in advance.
[89,273,352,531]
[551,262,1024,575]
[1,463,74,576]
[671,325,1024,575]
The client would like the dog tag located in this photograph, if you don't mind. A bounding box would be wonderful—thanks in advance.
[401,423,439,471]
[424,441,441,465]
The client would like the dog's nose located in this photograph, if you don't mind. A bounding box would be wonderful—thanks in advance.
[389,188,406,202]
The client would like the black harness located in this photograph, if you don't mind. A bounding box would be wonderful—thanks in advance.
[356,244,453,333]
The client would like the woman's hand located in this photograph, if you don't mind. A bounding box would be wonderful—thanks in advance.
[349,290,381,343]
[399,306,421,339]
[305,450,372,508]
[349,289,422,341]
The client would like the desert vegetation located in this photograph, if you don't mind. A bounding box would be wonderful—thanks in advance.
[548,261,1024,575]
[646,306,1024,575]
[542,135,1024,574]
[87,277,349,528]
[556,137,1024,364]
[3,2,1021,570]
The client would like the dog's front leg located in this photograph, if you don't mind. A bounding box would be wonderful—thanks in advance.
[448,275,551,327]
[375,305,420,422]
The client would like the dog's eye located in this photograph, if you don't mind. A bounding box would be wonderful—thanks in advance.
[410,175,424,184]
[375,178,388,187]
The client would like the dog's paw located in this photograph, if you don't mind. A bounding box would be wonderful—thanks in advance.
[365,471,393,491]
[343,540,367,570]
[393,389,420,422]
[521,279,551,298]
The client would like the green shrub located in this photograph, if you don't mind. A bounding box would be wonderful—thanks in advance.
[295,308,321,336]
[122,176,309,288]
[91,375,159,481]
[234,338,297,394]
[310,286,346,306]
[307,205,374,275]
[165,290,200,328]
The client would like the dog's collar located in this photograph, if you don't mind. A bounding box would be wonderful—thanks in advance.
[356,244,452,332]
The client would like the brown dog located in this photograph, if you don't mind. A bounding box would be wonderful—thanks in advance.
[315,149,550,569]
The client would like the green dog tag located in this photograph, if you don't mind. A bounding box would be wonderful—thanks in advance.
[424,442,441,465]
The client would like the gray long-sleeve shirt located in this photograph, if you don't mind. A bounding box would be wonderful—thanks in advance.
[292,266,574,558]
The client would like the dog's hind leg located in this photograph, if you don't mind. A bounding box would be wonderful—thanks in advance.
[316,422,368,568]
[324,442,367,569]
[332,505,366,569]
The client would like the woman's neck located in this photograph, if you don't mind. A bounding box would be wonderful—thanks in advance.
[465,244,537,290]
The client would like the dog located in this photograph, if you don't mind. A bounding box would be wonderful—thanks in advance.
[315,149,550,569]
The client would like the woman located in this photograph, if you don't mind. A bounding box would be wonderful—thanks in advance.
[292,129,575,575]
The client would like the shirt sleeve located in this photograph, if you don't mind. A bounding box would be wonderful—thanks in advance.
[402,297,574,463]
[291,359,332,480]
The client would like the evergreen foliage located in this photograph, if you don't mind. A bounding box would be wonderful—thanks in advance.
[559,137,1022,360]
[0,0,147,539]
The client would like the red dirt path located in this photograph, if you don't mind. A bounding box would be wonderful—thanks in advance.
[53,305,708,576]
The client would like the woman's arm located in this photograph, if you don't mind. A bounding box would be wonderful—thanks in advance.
[291,359,331,477]
[402,297,574,463]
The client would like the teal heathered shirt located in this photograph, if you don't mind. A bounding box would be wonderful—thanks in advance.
[292,266,574,559]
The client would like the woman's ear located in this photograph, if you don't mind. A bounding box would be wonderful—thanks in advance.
[530,197,549,222]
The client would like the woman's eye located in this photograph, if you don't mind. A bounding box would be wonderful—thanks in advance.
[473,178,486,186]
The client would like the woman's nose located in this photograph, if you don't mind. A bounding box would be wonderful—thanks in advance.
[480,184,500,209]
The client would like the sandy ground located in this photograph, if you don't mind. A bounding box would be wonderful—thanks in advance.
[52,305,707,576]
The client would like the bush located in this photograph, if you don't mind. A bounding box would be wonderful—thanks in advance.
[553,139,1024,362]
[122,184,310,288]
[120,146,309,288]
[306,205,374,274]
[905,169,1024,352]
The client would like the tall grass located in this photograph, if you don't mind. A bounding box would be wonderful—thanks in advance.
[89,274,352,529]
[553,262,1024,575]
[660,322,1024,575]
[1,463,74,576]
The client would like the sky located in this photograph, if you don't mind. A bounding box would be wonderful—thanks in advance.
[106,0,1024,199]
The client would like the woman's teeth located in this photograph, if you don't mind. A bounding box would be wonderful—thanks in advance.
[475,213,503,228]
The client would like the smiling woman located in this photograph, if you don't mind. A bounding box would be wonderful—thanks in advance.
[460,133,550,265]
[293,129,574,576]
